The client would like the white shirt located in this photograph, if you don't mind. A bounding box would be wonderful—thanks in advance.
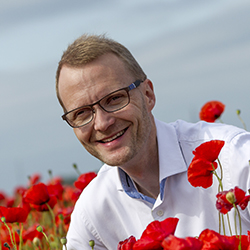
[66,118,250,250]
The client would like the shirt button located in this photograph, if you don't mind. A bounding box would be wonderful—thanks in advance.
[156,209,164,217]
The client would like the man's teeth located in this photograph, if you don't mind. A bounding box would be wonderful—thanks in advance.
[102,130,125,143]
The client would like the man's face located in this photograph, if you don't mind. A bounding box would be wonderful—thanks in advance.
[58,53,156,167]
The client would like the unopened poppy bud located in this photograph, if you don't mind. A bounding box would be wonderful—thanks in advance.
[36,225,43,233]
[33,237,41,247]
[61,237,67,245]
[1,217,6,223]
[89,240,95,248]
[59,214,64,221]
[73,163,81,175]
[236,109,241,115]
[48,170,53,178]
[3,242,11,249]
[226,192,236,204]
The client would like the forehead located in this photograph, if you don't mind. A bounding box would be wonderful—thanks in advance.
[58,53,134,111]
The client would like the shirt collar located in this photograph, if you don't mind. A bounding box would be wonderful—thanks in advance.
[116,118,188,202]
[155,118,188,183]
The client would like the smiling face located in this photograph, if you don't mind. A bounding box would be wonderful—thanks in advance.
[58,53,156,167]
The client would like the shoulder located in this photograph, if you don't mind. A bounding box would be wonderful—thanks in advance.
[168,119,248,143]
[66,165,122,248]
[155,118,249,168]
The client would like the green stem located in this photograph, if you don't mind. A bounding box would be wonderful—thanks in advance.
[221,213,226,235]
[2,221,17,250]
[11,225,17,248]
[46,203,57,236]
[218,212,221,234]
[73,163,81,176]
[212,162,223,192]
[218,118,224,123]
[42,231,51,249]
[226,213,233,236]
[236,111,247,130]
[234,205,242,241]
[217,159,223,183]
[212,162,226,235]
[19,223,24,250]
[234,208,238,236]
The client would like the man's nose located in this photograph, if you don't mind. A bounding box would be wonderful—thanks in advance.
[93,107,115,131]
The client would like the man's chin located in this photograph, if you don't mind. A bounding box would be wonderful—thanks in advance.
[85,145,134,167]
[100,151,134,167]
[101,158,127,167]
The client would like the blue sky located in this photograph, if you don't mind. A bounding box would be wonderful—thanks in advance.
[1,0,250,194]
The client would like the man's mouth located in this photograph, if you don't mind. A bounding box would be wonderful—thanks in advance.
[99,128,127,143]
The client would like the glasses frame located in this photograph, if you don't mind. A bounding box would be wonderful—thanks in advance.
[62,79,142,128]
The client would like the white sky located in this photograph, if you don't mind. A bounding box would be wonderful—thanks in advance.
[1,0,250,194]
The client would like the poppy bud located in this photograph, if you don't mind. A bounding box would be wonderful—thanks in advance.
[61,237,67,245]
[59,214,64,221]
[3,242,11,249]
[236,109,241,115]
[33,237,41,247]
[226,192,236,204]
[1,217,6,223]
[36,225,43,233]
[89,240,95,248]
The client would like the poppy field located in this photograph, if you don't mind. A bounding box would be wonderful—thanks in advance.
[0,100,249,250]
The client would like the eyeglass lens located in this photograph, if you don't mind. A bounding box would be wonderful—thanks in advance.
[66,88,129,127]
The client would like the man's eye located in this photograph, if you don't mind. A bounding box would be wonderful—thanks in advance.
[74,109,87,119]
[111,95,122,101]
[76,110,84,116]
[106,94,125,104]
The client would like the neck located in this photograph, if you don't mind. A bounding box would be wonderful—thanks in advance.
[133,143,159,199]
[120,124,160,199]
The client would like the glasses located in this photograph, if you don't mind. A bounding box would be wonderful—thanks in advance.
[62,80,142,128]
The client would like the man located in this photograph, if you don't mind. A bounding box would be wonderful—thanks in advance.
[56,34,250,249]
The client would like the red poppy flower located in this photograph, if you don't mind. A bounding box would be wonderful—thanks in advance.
[216,186,250,214]
[192,140,225,162]
[74,172,97,191]
[187,140,225,188]
[28,173,41,186]
[0,192,6,201]
[161,234,203,250]
[47,182,64,200]
[6,197,15,208]
[240,233,250,250]
[56,207,74,226]
[0,206,29,223]
[118,235,137,250]
[47,176,63,185]
[62,185,80,203]
[199,100,225,122]
[14,186,27,196]
[31,195,57,212]
[198,229,239,249]
[23,183,50,205]
[133,217,179,250]
[188,158,216,188]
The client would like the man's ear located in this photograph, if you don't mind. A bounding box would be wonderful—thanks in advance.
[143,79,156,112]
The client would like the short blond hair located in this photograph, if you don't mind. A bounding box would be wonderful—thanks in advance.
[55,34,147,110]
